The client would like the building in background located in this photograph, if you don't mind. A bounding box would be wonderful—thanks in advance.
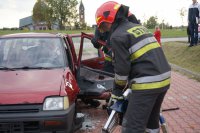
[19,16,34,30]
[19,16,59,30]
[79,0,85,25]
[19,0,85,30]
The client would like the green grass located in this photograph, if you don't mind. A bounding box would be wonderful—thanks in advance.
[0,28,187,38]
[162,42,200,73]
[149,29,187,38]
[0,29,94,36]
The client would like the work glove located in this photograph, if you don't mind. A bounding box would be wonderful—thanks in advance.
[111,88,126,126]
[111,88,124,100]
[102,46,109,54]
[91,37,101,49]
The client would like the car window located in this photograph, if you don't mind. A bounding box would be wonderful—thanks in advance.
[71,37,81,57]
[72,37,98,60]
[0,37,66,68]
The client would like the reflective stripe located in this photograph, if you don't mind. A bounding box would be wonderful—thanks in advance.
[105,54,112,61]
[105,56,112,61]
[127,26,149,38]
[111,94,124,100]
[129,37,157,54]
[146,128,160,133]
[115,74,128,81]
[131,71,171,83]
[115,79,127,86]
[130,42,160,61]
[114,4,121,10]
[131,78,170,90]
[115,74,128,86]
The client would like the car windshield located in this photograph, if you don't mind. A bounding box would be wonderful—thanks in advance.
[0,37,66,69]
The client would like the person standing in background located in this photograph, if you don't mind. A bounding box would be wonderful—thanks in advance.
[187,25,191,43]
[188,0,200,47]
[154,26,162,46]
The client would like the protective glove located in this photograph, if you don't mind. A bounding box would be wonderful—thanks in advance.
[91,37,101,49]
[111,88,124,100]
[102,46,109,54]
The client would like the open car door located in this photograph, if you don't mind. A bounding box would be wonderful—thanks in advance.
[77,32,105,69]
[69,32,113,102]
[66,32,106,70]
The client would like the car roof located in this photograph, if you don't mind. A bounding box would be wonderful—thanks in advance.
[0,32,63,38]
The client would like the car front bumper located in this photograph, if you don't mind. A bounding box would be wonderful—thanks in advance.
[0,103,75,133]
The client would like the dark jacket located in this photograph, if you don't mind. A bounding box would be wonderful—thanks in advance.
[110,5,171,91]
[188,2,200,24]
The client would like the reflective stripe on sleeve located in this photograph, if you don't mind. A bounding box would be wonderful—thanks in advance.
[115,73,128,81]
[129,37,157,54]
[130,42,160,61]
[131,78,170,90]
[131,71,171,83]
[115,74,128,86]
[115,79,127,86]
[105,56,112,61]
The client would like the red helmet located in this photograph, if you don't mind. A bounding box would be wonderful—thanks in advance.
[95,1,121,28]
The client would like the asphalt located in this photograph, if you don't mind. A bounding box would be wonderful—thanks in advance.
[75,71,200,133]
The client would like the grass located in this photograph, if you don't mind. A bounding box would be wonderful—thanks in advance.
[0,29,94,36]
[162,42,200,80]
[0,28,187,38]
[149,29,187,38]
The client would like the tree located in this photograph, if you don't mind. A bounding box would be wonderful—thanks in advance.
[32,0,46,23]
[74,21,80,29]
[179,7,186,29]
[32,0,53,29]
[44,0,79,30]
[146,16,158,29]
[80,22,87,29]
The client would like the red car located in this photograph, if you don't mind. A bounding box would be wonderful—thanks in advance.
[0,32,113,133]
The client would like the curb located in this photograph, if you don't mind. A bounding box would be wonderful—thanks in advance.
[170,63,200,80]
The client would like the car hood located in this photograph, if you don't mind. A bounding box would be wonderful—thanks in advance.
[0,69,64,105]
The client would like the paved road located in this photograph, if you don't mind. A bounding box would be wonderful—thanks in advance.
[76,71,200,133]
[161,37,188,43]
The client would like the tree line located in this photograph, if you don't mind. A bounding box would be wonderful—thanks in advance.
[32,0,186,31]
[32,0,86,30]
[143,16,173,29]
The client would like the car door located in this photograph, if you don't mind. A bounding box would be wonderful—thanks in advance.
[69,32,106,70]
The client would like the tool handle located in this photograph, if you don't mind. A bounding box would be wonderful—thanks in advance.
[123,89,132,98]
[103,110,117,132]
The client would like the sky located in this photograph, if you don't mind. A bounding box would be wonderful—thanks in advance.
[0,0,193,28]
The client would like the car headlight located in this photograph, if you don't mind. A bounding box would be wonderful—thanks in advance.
[43,96,69,111]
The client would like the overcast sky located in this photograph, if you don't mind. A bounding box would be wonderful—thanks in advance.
[0,0,192,28]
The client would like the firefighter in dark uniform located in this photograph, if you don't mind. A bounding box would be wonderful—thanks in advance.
[91,9,139,73]
[95,1,171,133]
[91,30,114,73]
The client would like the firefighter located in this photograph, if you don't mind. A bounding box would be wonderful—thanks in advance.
[91,30,114,73]
[95,1,171,133]
[91,8,140,73]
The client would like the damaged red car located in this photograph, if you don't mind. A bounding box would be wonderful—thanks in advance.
[0,32,113,133]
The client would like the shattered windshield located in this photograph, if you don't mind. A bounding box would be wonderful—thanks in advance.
[0,37,66,69]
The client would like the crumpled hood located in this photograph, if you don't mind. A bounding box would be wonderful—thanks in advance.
[0,69,64,105]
